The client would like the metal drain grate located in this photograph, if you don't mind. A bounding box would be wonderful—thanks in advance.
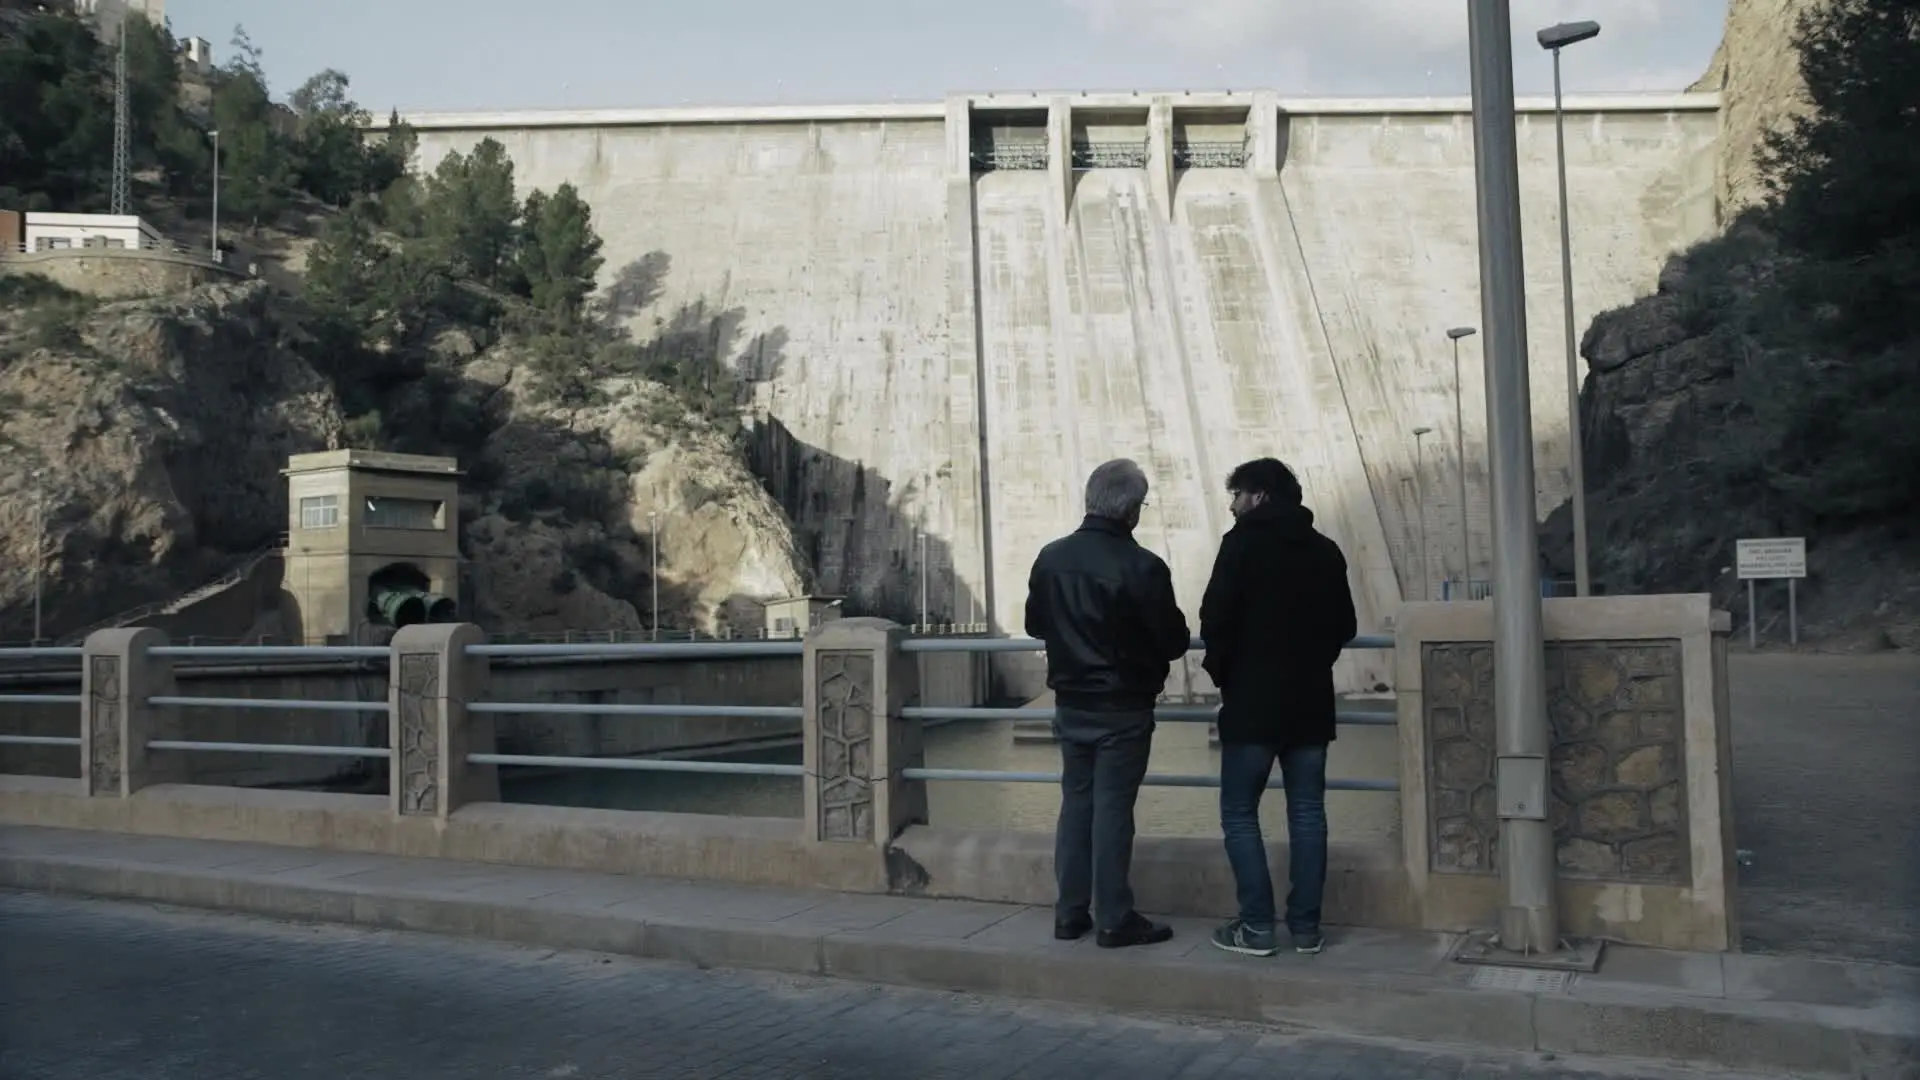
[1467,965,1574,994]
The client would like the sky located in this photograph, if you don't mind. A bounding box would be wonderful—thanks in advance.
[162,0,1730,114]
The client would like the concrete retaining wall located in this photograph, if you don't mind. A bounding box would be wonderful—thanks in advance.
[0,248,242,298]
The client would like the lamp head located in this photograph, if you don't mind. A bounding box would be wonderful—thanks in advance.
[1446,327,1478,341]
[1537,20,1600,50]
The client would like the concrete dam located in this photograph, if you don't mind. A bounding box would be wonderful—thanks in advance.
[398,90,1720,696]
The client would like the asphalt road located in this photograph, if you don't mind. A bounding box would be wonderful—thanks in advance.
[0,891,1776,1080]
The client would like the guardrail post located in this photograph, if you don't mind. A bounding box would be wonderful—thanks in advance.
[389,623,498,819]
[802,617,926,848]
[80,627,183,796]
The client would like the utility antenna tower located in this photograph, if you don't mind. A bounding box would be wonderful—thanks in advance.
[110,19,131,215]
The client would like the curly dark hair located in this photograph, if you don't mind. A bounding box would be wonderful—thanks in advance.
[1225,458,1303,505]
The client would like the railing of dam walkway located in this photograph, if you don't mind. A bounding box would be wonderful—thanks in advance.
[0,633,1398,796]
[0,646,85,749]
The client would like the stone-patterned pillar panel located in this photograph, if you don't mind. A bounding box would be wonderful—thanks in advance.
[389,622,495,820]
[803,618,925,847]
[80,627,182,797]
[1392,595,1736,952]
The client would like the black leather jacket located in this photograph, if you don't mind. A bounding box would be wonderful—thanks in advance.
[1023,516,1192,711]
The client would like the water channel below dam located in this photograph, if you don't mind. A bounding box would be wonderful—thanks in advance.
[500,713,1403,846]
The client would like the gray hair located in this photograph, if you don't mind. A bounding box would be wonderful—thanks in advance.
[1084,458,1149,520]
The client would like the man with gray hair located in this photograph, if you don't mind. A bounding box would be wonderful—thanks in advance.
[1024,458,1191,949]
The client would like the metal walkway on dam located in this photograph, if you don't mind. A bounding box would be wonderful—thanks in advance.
[385,90,1721,696]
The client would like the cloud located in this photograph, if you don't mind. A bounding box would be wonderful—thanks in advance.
[1059,0,1671,62]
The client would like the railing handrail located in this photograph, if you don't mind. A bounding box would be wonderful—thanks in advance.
[0,628,1402,794]
[55,535,289,646]
[0,631,1393,663]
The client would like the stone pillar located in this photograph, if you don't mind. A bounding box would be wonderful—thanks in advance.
[1147,98,1175,220]
[1047,96,1074,221]
[80,627,183,797]
[389,622,497,819]
[803,617,925,847]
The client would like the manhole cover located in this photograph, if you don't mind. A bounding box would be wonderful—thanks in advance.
[1467,965,1573,994]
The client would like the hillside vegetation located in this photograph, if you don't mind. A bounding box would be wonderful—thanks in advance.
[0,6,804,642]
[1543,0,1919,647]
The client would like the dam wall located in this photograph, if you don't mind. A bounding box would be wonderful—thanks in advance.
[396,91,1720,696]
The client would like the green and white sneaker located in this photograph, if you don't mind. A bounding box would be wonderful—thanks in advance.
[1210,919,1279,957]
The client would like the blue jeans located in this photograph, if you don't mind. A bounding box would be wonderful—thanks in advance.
[1218,741,1328,935]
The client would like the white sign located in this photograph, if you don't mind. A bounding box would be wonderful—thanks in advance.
[1736,538,1807,580]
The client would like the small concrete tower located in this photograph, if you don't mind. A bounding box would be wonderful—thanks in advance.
[281,450,463,645]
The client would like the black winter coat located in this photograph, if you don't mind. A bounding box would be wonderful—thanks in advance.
[1025,516,1192,712]
[1199,501,1358,748]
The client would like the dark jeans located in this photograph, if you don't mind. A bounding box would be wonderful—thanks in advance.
[1052,705,1155,932]
[1218,740,1329,935]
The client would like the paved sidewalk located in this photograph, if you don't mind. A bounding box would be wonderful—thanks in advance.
[1,825,1914,1077]
[0,890,1779,1080]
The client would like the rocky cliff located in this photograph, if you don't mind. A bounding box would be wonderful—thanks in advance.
[1543,0,1919,651]
[0,277,810,643]
[456,350,806,635]
[1689,0,1827,219]
[0,281,343,639]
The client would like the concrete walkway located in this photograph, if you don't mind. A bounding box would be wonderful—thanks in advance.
[1,826,1914,1077]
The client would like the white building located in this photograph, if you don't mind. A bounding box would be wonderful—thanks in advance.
[21,213,168,253]
[180,36,212,73]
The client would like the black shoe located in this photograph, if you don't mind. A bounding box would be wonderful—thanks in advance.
[1096,912,1174,949]
[1291,930,1326,955]
[1054,913,1093,941]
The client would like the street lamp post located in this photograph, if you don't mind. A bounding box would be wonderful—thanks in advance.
[918,532,929,630]
[1539,19,1601,598]
[1446,326,1477,595]
[30,469,45,644]
[1468,0,1558,958]
[1412,427,1432,601]
[648,510,660,641]
[209,129,221,263]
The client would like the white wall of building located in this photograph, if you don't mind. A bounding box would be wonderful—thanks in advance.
[23,213,168,252]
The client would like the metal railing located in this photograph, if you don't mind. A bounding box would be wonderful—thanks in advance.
[1070,140,1150,169]
[0,633,1402,794]
[1173,140,1250,168]
[5,237,226,263]
[970,141,1049,171]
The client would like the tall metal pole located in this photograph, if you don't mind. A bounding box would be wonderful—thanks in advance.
[1551,49,1592,597]
[1467,0,1558,957]
[30,470,44,644]
[210,129,221,262]
[649,511,660,641]
[1451,334,1471,591]
[1413,428,1431,601]
[918,532,929,630]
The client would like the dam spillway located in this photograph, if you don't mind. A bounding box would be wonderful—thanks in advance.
[398,91,1720,695]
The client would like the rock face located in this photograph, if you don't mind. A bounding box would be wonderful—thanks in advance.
[0,281,344,640]
[458,356,808,636]
[1690,0,1827,220]
[0,277,811,643]
[1542,0,1920,651]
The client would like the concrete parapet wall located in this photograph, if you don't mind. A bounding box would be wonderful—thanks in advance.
[0,247,242,298]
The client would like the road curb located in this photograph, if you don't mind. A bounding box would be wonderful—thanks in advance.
[1,852,1913,1077]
